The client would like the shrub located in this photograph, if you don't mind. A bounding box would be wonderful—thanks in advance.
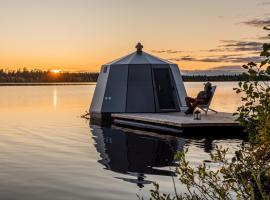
[142,35,270,200]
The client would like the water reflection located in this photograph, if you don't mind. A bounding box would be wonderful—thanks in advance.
[184,138,215,153]
[0,84,244,200]
[91,125,186,188]
[53,88,57,108]
[91,124,244,189]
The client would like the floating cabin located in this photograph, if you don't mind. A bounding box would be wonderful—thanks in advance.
[90,43,187,124]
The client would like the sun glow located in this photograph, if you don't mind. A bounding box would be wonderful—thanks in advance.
[50,69,61,74]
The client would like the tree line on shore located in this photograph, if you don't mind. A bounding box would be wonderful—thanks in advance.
[0,68,98,83]
[0,68,270,83]
[182,74,270,82]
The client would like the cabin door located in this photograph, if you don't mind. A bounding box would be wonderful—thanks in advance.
[153,68,178,111]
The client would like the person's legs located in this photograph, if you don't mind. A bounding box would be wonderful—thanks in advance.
[185,98,204,114]
[185,97,195,107]
[189,99,202,112]
[185,97,195,114]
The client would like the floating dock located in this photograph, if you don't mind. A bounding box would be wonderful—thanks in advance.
[112,112,240,133]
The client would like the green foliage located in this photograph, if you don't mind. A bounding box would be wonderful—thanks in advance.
[233,40,270,144]
[146,144,270,200]
[142,34,270,200]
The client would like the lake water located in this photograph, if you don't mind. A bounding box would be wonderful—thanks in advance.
[0,82,243,200]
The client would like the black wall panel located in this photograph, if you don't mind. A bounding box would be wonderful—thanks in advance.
[126,64,155,112]
[102,65,128,112]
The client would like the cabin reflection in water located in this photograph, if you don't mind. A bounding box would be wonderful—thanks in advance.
[91,126,186,188]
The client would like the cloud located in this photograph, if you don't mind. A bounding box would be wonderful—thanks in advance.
[242,18,270,28]
[153,39,263,56]
[219,40,263,52]
[153,39,264,65]
[209,65,243,71]
[257,1,270,5]
[205,40,263,53]
[169,54,262,63]
[182,65,246,76]
[258,35,270,40]
[151,50,183,54]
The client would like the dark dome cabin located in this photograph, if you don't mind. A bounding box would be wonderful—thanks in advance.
[90,43,187,123]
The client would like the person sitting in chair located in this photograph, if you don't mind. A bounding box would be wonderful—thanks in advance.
[185,82,213,115]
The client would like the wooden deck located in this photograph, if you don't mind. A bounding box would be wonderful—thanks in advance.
[112,112,239,131]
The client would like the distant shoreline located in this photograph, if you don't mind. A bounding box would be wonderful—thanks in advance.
[0,80,250,87]
[0,82,96,86]
[0,77,269,86]
[1,69,269,83]
[1,80,270,87]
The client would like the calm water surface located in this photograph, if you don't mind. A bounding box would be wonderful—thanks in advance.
[0,82,242,200]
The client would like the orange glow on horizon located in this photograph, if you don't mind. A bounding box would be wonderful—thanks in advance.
[50,69,61,74]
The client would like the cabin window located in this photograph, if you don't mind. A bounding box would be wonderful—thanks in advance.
[103,66,108,73]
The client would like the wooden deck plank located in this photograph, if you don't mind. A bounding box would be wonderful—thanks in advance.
[112,112,239,128]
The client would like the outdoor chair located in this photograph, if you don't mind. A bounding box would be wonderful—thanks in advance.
[197,85,218,115]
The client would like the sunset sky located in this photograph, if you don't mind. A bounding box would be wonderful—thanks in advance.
[0,0,269,72]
